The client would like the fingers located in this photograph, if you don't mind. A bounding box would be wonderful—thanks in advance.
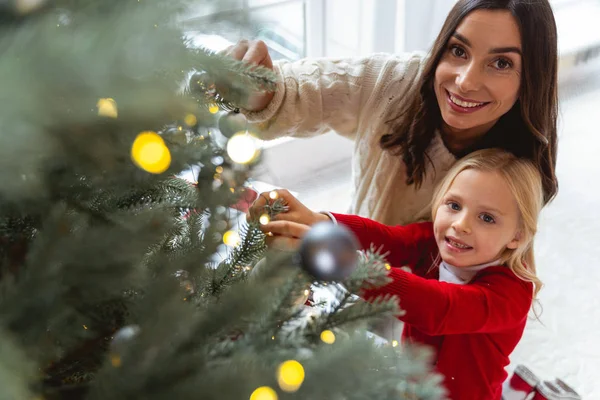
[262,220,309,239]
[226,39,250,61]
[242,40,272,69]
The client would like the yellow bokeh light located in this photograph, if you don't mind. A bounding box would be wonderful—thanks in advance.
[223,230,241,247]
[226,132,260,164]
[184,113,197,126]
[269,191,279,200]
[249,386,278,400]
[208,103,220,114]
[259,214,270,225]
[277,360,305,393]
[320,330,336,344]
[110,354,122,368]
[97,98,118,118]
[385,263,391,271]
[392,340,399,347]
[131,131,171,174]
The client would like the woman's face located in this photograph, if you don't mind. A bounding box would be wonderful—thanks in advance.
[434,10,522,151]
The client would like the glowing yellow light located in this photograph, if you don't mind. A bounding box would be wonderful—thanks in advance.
[131,131,171,174]
[392,340,399,347]
[97,98,118,118]
[385,263,391,271]
[223,230,241,247]
[230,188,235,193]
[208,103,220,114]
[110,354,122,367]
[271,336,275,340]
[269,191,279,200]
[184,113,197,126]
[320,330,336,344]
[15,0,47,15]
[249,386,278,400]
[304,289,310,296]
[259,214,270,225]
[83,325,88,330]
[216,166,224,174]
[277,360,305,393]
[226,132,259,164]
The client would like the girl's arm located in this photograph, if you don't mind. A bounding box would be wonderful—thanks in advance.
[330,213,435,268]
[243,53,424,141]
[362,266,533,335]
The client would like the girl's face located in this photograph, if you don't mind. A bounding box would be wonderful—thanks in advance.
[434,10,522,151]
[433,169,521,268]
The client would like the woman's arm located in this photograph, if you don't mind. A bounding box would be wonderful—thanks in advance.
[244,52,424,141]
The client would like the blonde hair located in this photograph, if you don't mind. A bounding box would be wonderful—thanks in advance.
[431,148,544,297]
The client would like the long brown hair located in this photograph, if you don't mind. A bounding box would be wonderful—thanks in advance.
[381,0,558,204]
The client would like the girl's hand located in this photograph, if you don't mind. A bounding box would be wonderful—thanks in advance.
[247,188,330,227]
[261,220,310,251]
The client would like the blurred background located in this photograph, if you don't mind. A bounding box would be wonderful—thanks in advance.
[183,1,600,397]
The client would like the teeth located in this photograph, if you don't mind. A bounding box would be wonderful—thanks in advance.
[450,95,484,108]
[449,239,470,249]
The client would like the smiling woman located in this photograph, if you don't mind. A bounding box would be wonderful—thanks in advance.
[434,10,523,151]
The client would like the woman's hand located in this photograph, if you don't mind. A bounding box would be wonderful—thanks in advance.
[261,220,310,251]
[221,39,276,112]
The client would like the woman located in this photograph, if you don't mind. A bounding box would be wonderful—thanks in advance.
[227,0,559,227]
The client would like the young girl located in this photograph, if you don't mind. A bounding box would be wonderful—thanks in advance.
[254,148,544,399]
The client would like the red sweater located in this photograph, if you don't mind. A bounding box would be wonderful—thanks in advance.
[332,214,533,400]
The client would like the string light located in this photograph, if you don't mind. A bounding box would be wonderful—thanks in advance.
[259,214,270,225]
[184,113,197,126]
[269,191,279,200]
[208,103,220,114]
[320,330,336,344]
[277,360,305,393]
[249,386,278,400]
[226,132,259,164]
[385,263,392,271]
[392,340,399,347]
[131,131,171,174]
[97,98,118,118]
[110,354,122,367]
[223,230,241,247]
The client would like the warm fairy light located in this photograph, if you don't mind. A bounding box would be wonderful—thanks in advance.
[259,214,270,225]
[277,360,305,393]
[111,354,122,367]
[226,132,259,164]
[216,166,224,174]
[83,325,88,330]
[269,191,279,200]
[304,289,310,296]
[249,386,278,400]
[97,98,118,118]
[223,230,241,247]
[320,330,336,344]
[392,340,399,347]
[385,263,391,271]
[15,0,47,15]
[184,113,197,126]
[208,103,220,114]
[131,132,171,174]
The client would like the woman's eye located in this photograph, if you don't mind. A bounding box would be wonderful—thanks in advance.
[494,58,513,70]
[480,214,495,224]
[450,45,466,58]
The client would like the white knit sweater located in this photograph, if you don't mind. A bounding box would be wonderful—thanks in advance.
[244,52,457,225]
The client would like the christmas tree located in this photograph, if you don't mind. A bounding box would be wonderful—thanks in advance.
[0,1,446,399]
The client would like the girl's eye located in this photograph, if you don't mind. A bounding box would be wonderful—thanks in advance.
[447,201,461,211]
[480,214,495,224]
[493,58,513,70]
[450,44,466,58]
